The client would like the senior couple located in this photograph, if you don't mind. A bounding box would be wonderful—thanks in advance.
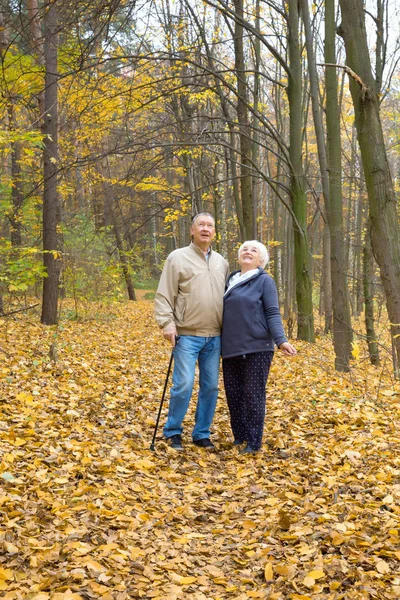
[154,213,296,455]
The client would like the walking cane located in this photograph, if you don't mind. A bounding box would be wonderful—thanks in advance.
[150,339,177,451]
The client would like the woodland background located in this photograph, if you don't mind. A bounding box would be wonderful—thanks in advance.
[1,1,400,597]
[0,0,399,374]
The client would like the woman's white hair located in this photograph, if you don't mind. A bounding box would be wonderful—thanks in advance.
[238,240,269,268]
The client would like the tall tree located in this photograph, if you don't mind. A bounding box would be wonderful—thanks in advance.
[233,0,253,239]
[287,0,315,341]
[338,0,400,374]
[324,0,353,370]
[41,0,61,324]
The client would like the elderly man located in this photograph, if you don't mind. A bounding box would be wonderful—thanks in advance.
[154,213,229,451]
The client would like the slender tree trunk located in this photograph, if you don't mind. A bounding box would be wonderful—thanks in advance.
[1,13,23,249]
[104,184,136,300]
[272,60,285,301]
[375,0,385,94]
[322,221,333,333]
[27,0,45,116]
[273,172,282,301]
[214,159,228,258]
[7,104,23,248]
[338,0,400,374]
[113,217,136,301]
[363,229,380,366]
[301,0,351,363]
[41,0,61,325]
[233,0,253,239]
[0,8,7,313]
[353,189,363,315]
[300,0,329,206]
[251,0,261,237]
[324,0,352,370]
[301,0,332,335]
[287,0,314,341]
[283,208,295,334]
[184,0,246,240]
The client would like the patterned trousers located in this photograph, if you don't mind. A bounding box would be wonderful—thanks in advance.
[222,351,274,451]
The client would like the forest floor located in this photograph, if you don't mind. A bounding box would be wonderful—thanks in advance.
[1,299,400,600]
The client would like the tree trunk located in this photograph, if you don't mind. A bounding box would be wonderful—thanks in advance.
[7,104,23,248]
[41,0,61,325]
[324,0,352,370]
[287,0,314,341]
[113,217,136,301]
[301,0,351,362]
[103,179,136,300]
[353,189,363,315]
[251,0,261,238]
[27,0,45,121]
[283,208,296,337]
[338,0,400,374]
[363,230,380,366]
[273,176,282,302]
[233,0,253,239]
[1,13,23,250]
[322,221,333,333]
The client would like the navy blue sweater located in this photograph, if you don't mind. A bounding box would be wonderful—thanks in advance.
[221,268,288,359]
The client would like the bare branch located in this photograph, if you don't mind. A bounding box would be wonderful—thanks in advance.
[318,62,372,100]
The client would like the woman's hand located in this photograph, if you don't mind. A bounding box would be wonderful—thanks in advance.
[278,342,297,355]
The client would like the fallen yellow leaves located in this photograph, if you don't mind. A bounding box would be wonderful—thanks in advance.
[0,568,13,581]
[28,593,83,600]
[264,562,273,581]
[376,560,390,574]
[3,541,19,554]
[0,568,13,592]
[169,573,197,585]
[302,569,325,588]
[1,300,400,599]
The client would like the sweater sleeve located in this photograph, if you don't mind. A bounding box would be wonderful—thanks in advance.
[154,256,179,330]
[262,276,288,347]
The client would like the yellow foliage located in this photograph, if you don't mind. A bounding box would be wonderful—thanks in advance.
[351,341,361,360]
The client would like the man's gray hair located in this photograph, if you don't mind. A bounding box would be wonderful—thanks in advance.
[191,212,215,225]
[238,240,269,268]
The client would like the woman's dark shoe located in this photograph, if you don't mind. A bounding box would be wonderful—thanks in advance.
[233,439,244,447]
[239,445,258,455]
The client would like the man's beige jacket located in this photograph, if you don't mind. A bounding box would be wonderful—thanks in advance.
[154,242,229,337]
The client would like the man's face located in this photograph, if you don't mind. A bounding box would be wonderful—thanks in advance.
[190,216,215,247]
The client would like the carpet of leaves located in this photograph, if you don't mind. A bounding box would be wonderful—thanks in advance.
[1,300,400,600]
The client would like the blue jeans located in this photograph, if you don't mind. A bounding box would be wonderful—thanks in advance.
[163,335,221,441]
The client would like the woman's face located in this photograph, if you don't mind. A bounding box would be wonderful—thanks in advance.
[238,244,263,271]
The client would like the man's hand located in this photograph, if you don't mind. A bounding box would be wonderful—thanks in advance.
[163,323,178,346]
[278,342,297,356]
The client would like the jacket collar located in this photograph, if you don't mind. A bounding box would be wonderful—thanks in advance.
[224,267,264,298]
[190,241,212,259]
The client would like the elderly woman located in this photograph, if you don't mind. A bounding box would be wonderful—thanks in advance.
[222,240,296,455]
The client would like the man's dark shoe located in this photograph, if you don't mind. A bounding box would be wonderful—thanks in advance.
[193,438,215,450]
[167,435,183,451]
